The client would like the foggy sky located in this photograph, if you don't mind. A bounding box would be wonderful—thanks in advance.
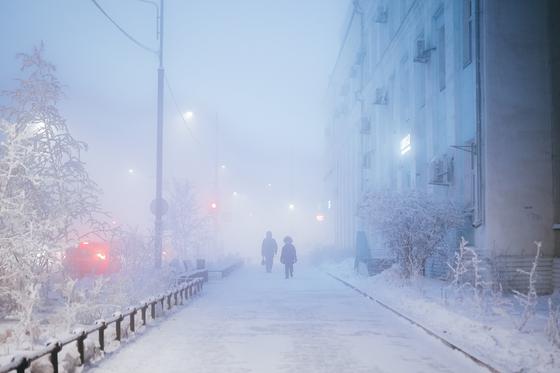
[0,0,348,254]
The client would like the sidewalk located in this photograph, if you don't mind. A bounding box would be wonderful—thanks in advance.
[323,259,560,372]
[88,266,484,373]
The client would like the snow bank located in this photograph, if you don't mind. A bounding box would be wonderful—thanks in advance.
[323,260,560,372]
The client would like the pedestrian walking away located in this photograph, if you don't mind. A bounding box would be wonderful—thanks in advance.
[280,236,297,279]
[261,231,278,273]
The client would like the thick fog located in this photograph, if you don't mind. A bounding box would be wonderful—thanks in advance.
[0,0,348,258]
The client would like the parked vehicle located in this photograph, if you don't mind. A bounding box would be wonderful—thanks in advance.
[64,241,120,278]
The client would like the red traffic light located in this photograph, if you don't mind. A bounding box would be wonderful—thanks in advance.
[210,202,217,209]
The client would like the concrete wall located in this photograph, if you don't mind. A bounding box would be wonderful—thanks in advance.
[480,0,554,258]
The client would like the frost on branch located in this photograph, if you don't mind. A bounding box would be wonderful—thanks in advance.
[0,44,103,343]
[512,241,541,332]
[445,237,470,303]
[360,190,464,279]
[513,241,541,332]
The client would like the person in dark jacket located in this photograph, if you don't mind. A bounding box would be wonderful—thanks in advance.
[280,236,297,279]
[261,231,278,273]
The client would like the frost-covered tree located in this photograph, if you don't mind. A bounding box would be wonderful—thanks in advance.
[166,180,210,264]
[360,190,464,279]
[0,44,103,339]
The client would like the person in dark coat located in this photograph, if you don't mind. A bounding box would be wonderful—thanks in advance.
[280,236,297,279]
[261,231,278,273]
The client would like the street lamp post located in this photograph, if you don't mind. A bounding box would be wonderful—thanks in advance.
[154,0,165,268]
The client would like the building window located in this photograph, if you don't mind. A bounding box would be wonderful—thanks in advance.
[463,0,473,67]
[438,24,446,90]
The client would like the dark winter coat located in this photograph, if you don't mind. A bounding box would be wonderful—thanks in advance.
[280,244,297,265]
[261,238,278,258]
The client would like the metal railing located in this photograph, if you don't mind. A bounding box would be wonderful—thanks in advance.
[0,277,205,373]
[208,260,244,278]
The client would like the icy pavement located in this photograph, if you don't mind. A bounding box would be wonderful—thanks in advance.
[87,266,486,373]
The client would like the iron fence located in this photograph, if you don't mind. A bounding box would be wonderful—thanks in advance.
[0,276,205,373]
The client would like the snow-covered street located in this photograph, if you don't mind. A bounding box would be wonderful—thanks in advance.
[88,266,486,373]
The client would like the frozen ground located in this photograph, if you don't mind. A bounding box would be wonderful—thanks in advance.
[323,259,560,372]
[88,265,485,373]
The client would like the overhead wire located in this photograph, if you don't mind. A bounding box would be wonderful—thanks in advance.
[164,75,202,146]
[90,0,211,162]
[89,0,158,55]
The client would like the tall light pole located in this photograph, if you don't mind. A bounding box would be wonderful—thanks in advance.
[91,0,166,268]
[154,0,165,268]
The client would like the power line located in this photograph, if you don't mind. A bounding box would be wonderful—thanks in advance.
[164,75,202,146]
[89,0,158,55]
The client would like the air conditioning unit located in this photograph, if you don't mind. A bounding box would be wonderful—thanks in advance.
[429,155,453,186]
[414,39,436,63]
[373,88,388,105]
[374,6,388,23]
[360,117,371,134]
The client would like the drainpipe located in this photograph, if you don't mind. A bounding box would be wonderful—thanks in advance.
[473,0,485,228]
[354,0,366,232]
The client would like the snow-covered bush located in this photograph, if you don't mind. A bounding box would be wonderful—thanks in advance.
[0,44,103,344]
[360,190,464,279]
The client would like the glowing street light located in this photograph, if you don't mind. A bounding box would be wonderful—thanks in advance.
[210,202,218,210]
[288,203,295,211]
[128,168,135,174]
[316,213,325,222]
[232,191,238,197]
[183,111,194,121]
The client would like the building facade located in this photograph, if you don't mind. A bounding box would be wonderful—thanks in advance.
[326,0,560,291]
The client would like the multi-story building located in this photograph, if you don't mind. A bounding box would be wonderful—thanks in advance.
[326,0,560,292]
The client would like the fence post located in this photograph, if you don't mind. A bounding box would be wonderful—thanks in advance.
[160,297,165,312]
[141,304,148,325]
[150,301,156,320]
[97,320,107,351]
[15,356,29,373]
[48,341,62,373]
[167,294,172,310]
[115,314,124,342]
[129,308,137,333]
[77,331,86,365]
